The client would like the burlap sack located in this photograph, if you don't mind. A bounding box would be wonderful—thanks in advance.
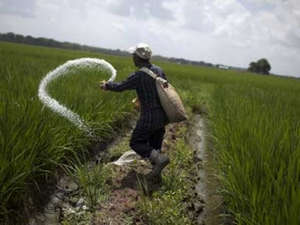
[140,68,188,123]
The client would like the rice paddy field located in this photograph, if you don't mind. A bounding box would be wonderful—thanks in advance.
[0,41,300,225]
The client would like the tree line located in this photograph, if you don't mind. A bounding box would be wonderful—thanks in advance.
[0,32,130,56]
[1,32,274,74]
[0,32,217,68]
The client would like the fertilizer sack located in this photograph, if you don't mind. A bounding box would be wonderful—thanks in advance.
[140,67,188,123]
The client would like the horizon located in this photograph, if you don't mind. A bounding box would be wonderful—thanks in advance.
[0,0,299,77]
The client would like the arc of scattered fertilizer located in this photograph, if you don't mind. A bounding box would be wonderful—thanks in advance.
[38,57,137,166]
[38,58,116,133]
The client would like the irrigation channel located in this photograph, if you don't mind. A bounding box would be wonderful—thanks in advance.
[29,115,221,225]
[188,115,222,225]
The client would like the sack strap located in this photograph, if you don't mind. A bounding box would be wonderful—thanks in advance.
[139,67,169,87]
[139,67,158,79]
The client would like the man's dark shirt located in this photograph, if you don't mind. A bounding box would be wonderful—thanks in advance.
[106,64,168,130]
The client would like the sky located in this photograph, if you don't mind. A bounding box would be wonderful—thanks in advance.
[0,0,299,77]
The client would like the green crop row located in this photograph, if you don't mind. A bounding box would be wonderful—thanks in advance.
[0,42,136,224]
[164,61,300,224]
[211,81,300,225]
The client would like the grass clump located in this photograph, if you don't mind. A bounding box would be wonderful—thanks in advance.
[74,164,112,209]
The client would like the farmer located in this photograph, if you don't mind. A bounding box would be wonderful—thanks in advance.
[100,43,169,179]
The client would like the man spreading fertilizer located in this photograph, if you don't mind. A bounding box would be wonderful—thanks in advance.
[100,43,170,180]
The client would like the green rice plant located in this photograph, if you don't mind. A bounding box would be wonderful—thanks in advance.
[211,82,300,225]
[70,164,112,209]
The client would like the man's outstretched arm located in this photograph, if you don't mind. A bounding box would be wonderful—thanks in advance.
[103,72,139,92]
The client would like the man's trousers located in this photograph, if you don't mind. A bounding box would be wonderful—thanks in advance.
[130,126,165,158]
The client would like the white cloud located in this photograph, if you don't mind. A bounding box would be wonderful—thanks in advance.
[92,0,175,20]
[0,0,37,17]
[0,0,299,77]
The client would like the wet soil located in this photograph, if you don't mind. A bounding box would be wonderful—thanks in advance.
[187,114,223,225]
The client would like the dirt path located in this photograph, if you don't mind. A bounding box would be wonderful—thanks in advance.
[29,115,222,225]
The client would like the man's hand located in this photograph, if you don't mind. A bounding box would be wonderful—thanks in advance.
[99,80,107,90]
[132,97,140,111]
